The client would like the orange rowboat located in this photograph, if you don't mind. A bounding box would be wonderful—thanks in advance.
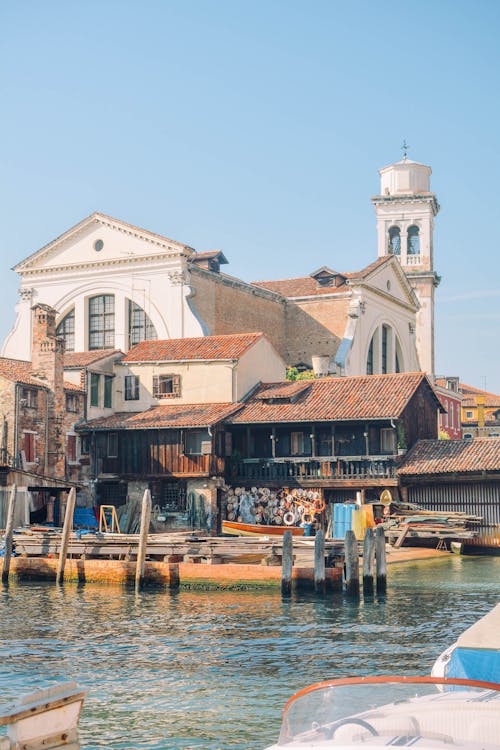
[222,520,305,537]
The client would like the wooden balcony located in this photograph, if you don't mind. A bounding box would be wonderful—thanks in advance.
[98,453,225,478]
[227,455,397,486]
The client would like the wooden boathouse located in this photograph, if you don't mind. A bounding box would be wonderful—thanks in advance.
[398,437,500,551]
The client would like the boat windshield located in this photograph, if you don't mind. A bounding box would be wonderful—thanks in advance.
[277,676,500,747]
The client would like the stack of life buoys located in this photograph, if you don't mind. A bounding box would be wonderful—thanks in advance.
[223,485,325,527]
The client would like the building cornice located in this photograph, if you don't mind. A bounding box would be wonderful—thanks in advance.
[18,252,188,278]
[14,212,194,273]
[189,265,286,305]
[371,194,440,216]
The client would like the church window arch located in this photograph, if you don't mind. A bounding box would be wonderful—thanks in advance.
[56,309,75,352]
[366,337,374,375]
[395,335,404,373]
[388,226,401,255]
[407,225,420,255]
[381,324,389,373]
[128,300,158,348]
[88,294,115,350]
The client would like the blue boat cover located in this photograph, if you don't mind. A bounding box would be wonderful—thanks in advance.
[448,647,500,684]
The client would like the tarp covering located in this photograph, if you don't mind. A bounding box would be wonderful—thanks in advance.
[457,603,500,650]
[447,646,500,684]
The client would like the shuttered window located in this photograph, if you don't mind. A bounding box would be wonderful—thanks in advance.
[90,373,100,407]
[67,434,77,462]
[104,375,113,408]
[23,432,36,463]
[153,374,181,399]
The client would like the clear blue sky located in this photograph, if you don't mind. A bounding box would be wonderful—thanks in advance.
[1,0,499,392]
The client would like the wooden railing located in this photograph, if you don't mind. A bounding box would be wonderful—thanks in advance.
[99,454,225,477]
[228,456,396,482]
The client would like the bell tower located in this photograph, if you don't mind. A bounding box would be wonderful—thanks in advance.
[371,154,440,376]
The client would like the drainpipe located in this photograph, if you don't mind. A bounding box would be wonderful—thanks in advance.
[13,383,20,467]
[44,388,49,474]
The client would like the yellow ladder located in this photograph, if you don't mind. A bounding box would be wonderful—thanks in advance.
[99,504,121,534]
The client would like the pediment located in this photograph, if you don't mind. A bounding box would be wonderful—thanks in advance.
[353,257,419,309]
[14,213,194,273]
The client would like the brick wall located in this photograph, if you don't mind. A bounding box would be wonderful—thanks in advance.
[189,268,288,359]
[284,297,349,366]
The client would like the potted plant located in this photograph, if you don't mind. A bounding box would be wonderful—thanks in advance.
[397,423,407,455]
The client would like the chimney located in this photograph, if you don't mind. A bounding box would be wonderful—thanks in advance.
[311,355,331,378]
[31,304,65,477]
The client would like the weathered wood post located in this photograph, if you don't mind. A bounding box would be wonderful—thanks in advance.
[362,527,375,595]
[344,530,359,598]
[375,525,387,594]
[2,485,17,583]
[314,528,325,594]
[56,487,76,584]
[281,530,293,596]
[135,489,152,592]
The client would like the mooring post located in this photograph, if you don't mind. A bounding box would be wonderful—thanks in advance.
[375,525,387,594]
[2,485,17,583]
[281,530,293,596]
[314,528,325,594]
[135,489,152,592]
[56,487,76,584]
[362,527,375,595]
[344,530,360,598]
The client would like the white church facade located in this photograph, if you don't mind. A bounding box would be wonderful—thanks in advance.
[2,157,440,379]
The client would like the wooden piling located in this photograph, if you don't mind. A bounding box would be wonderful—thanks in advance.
[314,529,325,594]
[56,488,76,584]
[375,525,387,594]
[281,530,293,596]
[344,530,359,597]
[2,485,17,583]
[135,489,152,591]
[362,527,375,595]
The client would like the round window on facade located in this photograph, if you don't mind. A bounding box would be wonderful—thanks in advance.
[94,239,104,252]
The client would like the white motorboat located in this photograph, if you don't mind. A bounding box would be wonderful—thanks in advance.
[432,603,500,683]
[264,675,500,748]
[0,681,86,750]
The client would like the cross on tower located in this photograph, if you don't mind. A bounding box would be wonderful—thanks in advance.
[401,140,409,160]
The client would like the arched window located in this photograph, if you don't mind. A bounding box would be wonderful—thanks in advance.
[388,226,401,255]
[56,309,75,352]
[366,337,374,375]
[395,336,404,373]
[128,300,157,347]
[381,325,389,374]
[88,295,115,350]
[407,225,420,255]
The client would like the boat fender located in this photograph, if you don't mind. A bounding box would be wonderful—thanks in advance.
[313,498,326,513]
[283,511,295,526]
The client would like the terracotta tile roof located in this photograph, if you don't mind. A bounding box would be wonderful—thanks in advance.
[0,357,46,387]
[122,333,264,363]
[0,356,84,393]
[251,275,350,297]
[63,350,122,368]
[64,381,86,393]
[256,381,313,400]
[251,257,390,298]
[460,383,500,408]
[77,402,242,431]
[398,437,500,475]
[228,372,439,424]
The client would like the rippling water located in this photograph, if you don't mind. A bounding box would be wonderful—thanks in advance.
[0,556,499,749]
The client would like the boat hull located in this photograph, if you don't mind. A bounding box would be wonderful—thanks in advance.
[222,520,305,537]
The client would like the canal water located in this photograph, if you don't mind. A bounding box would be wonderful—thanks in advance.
[1,556,499,750]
